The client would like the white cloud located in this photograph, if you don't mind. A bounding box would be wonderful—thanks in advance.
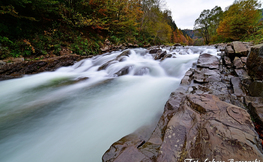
[164,0,234,29]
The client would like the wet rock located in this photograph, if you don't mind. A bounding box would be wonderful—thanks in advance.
[115,66,132,76]
[98,60,117,71]
[245,96,263,125]
[174,43,181,46]
[230,77,246,97]
[234,68,251,80]
[233,41,249,57]
[156,94,262,161]
[247,43,263,80]
[116,50,131,60]
[106,94,263,161]
[223,56,232,68]
[103,134,149,162]
[149,48,162,54]
[241,57,247,64]
[193,68,221,83]
[154,51,167,60]
[196,53,219,69]
[225,45,235,58]
[160,54,172,61]
[233,57,244,69]
[0,54,87,80]
[248,81,263,97]
[181,69,194,85]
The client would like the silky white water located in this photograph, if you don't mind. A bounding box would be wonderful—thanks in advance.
[0,46,219,162]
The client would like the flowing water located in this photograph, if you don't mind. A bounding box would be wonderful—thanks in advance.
[0,46,219,162]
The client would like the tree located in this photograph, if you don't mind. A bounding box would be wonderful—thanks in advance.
[194,6,223,44]
[217,0,262,40]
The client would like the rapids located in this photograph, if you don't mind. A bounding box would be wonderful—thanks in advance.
[0,46,219,162]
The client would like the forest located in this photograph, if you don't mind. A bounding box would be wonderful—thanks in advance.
[194,0,263,45]
[0,0,192,59]
[0,0,262,59]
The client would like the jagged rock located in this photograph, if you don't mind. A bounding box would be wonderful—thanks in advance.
[116,50,131,60]
[193,68,221,83]
[104,94,263,161]
[233,57,244,69]
[98,60,117,71]
[247,43,263,80]
[0,54,87,80]
[231,77,246,97]
[154,51,167,60]
[149,48,162,54]
[196,53,219,69]
[223,56,232,68]
[115,66,132,76]
[241,57,247,63]
[160,54,172,61]
[249,81,263,97]
[233,41,249,57]
[234,69,251,80]
[245,96,263,125]
[103,134,149,162]
[181,69,194,85]
[225,45,235,58]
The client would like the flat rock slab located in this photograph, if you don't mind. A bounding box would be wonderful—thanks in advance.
[233,41,249,56]
[193,68,221,83]
[235,69,251,80]
[197,53,219,69]
[231,77,246,97]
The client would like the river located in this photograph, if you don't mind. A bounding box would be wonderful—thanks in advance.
[0,46,219,162]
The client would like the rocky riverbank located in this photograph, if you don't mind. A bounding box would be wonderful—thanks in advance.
[103,42,263,161]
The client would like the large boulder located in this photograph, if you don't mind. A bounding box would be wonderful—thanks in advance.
[225,45,235,59]
[103,94,263,161]
[245,96,263,126]
[196,53,219,69]
[249,81,263,97]
[232,41,249,57]
[247,44,263,80]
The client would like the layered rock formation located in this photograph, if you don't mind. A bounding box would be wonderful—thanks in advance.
[103,42,263,161]
[0,54,89,80]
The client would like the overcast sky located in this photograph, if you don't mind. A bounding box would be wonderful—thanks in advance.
[164,0,234,29]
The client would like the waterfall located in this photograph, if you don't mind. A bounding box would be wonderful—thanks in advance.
[0,46,219,162]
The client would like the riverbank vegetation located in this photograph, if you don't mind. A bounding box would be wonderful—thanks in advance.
[194,0,263,45]
[0,0,193,59]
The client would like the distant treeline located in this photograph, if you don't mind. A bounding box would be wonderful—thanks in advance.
[0,0,193,59]
[193,0,263,45]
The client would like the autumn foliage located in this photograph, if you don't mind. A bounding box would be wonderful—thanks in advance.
[217,0,262,40]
